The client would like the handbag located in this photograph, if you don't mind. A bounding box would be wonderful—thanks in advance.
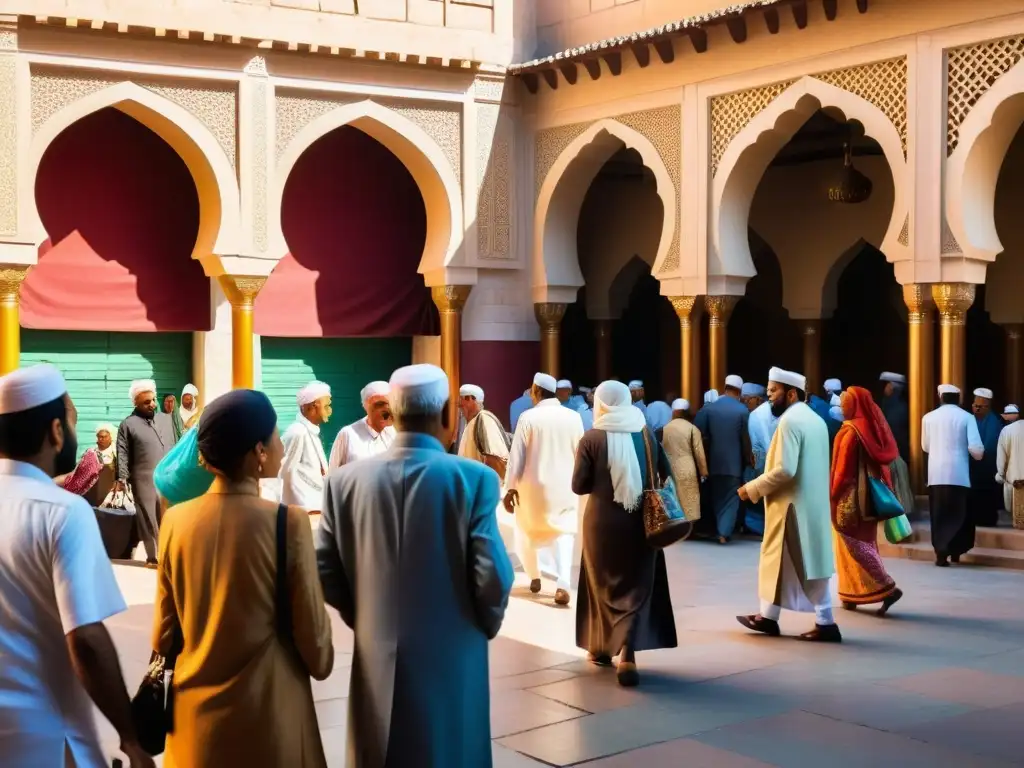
[474,411,513,483]
[884,513,913,544]
[131,504,291,755]
[867,476,904,521]
[640,428,691,548]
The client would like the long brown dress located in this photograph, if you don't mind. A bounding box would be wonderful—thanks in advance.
[661,417,708,522]
[572,428,678,657]
[153,477,334,767]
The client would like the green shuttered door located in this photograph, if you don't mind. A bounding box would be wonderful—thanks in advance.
[21,330,193,456]
[260,337,412,454]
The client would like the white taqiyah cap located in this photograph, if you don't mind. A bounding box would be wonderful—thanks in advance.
[390,364,449,416]
[831,394,842,407]
[880,372,906,384]
[360,381,390,406]
[938,384,960,396]
[459,384,484,401]
[974,388,994,400]
[628,380,643,390]
[768,367,807,391]
[297,381,331,407]
[556,379,572,389]
[672,398,689,412]
[533,373,557,393]
[129,379,157,402]
[741,383,764,398]
[0,364,68,415]
[824,378,842,392]
[1005,404,1019,414]
[725,374,744,390]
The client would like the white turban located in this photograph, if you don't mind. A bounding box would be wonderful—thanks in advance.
[297,381,331,407]
[459,384,484,402]
[672,398,689,412]
[533,373,556,393]
[768,367,806,391]
[129,379,157,403]
[390,364,449,417]
[974,388,994,400]
[824,378,842,393]
[182,383,199,398]
[0,364,67,415]
[938,384,960,396]
[360,381,390,407]
[724,374,744,390]
[556,379,572,389]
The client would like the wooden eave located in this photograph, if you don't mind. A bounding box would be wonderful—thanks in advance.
[510,0,870,94]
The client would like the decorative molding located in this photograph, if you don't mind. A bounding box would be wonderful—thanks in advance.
[476,105,512,262]
[243,56,268,77]
[474,76,505,104]
[941,219,962,256]
[534,301,567,328]
[0,51,16,236]
[898,214,909,247]
[669,296,697,324]
[931,282,975,326]
[251,80,269,254]
[902,283,934,323]
[30,70,238,168]
[431,284,472,313]
[704,294,738,325]
[0,30,15,51]
[947,36,1024,156]
[0,265,31,302]
[218,275,267,308]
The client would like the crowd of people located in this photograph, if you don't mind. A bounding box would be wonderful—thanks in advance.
[0,355,1018,767]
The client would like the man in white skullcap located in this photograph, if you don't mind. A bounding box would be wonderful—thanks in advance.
[923,384,984,566]
[115,378,176,564]
[329,381,395,469]
[628,380,647,418]
[457,384,513,480]
[737,367,840,642]
[661,397,707,525]
[316,364,513,768]
[809,378,841,423]
[0,365,155,768]
[279,381,332,512]
[970,386,1005,527]
[996,406,1024,527]
[1003,404,1020,424]
[694,374,751,542]
[504,372,585,605]
[740,382,765,413]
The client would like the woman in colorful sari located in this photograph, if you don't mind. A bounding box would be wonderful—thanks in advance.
[830,386,904,616]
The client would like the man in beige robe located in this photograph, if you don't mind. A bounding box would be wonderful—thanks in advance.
[996,411,1024,528]
[457,384,511,475]
[736,367,840,643]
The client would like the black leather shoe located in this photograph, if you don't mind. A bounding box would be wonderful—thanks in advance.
[736,614,781,636]
[530,578,542,593]
[798,624,842,643]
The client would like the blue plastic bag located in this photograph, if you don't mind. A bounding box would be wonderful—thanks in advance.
[154,426,214,507]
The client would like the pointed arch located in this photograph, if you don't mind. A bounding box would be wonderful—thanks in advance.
[28,81,242,266]
[711,76,908,282]
[533,119,676,302]
[272,100,462,278]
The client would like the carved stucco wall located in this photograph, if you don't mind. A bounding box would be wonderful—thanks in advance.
[245,57,270,254]
[0,30,17,237]
[710,57,909,177]
[947,35,1024,156]
[534,104,682,274]
[475,81,513,263]
[30,69,238,169]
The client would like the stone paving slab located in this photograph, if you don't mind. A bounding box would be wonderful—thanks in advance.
[96,537,1024,767]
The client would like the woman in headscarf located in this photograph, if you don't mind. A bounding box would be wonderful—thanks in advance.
[660,398,707,525]
[830,386,904,616]
[572,380,677,687]
[152,389,334,767]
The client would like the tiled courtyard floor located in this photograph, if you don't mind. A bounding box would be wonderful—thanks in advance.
[101,537,1024,766]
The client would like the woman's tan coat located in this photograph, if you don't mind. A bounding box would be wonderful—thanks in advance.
[153,477,334,768]
[661,418,708,521]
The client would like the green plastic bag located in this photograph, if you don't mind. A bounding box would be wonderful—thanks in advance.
[884,513,912,544]
[154,426,214,507]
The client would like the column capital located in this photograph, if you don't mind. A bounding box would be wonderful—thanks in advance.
[704,295,738,325]
[902,283,936,322]
[431,284,472,314]
[668,296,697,324]
[0,264,31,304]
[931,283,975,326]
[218,275,267,308]
[534,302,567,329]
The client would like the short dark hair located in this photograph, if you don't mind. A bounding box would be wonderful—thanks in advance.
[782,385,807,403]
[533,386,557,400]
[940,392,960,405]
[0,396,67,459]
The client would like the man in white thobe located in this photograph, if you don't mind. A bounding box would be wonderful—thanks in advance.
[457,384,511,473]
[329,380,396,469]
[503,372,584,606]
[737,367,840,642]
[996,408,1024,525]
[922,384,985,566]
[280,381,332,513]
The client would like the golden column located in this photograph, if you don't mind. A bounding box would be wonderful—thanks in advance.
[593,319,613,382]
[931,283,975,394]
[797,319,822,396]
[1004,323,1024,406]
[218,276,267,390]
[0,266,31,375]
[904,284,935,495]
[669,296,698,408]
[704,295,737,392]
[534,302,567,378]
[432,285,473,446]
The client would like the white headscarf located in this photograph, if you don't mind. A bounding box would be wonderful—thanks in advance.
[180,383,199,423]
[592,381,646,512]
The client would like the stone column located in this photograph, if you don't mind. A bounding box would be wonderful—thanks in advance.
[218,276,267,390]
[534,302,566,378]
[797,319,822,397]
[669,296,698,409]
[0,266,29,375]
[704,295,737,393]
[432,285,472,447]
[593,319,613,382]
[1004,323,1023,407]
[931,283,975,395]
[904,284,935,495]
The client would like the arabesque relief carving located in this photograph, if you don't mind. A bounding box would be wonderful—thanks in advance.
[947,36,1024,155]
[476,104,512,262]
[0,48,16,236]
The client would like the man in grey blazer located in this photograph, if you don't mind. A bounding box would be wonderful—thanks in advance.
[315,363,514,768]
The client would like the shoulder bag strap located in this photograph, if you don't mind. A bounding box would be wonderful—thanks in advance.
[276,503,291,641]
[640,428,657,491]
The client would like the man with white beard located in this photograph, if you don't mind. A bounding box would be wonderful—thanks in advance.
[503,373,584,606]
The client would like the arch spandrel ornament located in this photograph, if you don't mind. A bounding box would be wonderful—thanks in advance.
[947,36,1024,156]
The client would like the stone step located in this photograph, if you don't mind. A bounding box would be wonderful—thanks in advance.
[882,521,1024,551]
[879,539,1024,570]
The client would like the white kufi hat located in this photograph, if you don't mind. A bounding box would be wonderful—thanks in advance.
[824,378,842,392]
[459,384,484,401]
[974,388,994,400]
[672,398,689,412]
[556,379,572,389]
[724,374,744,390]
[768,367,807,391]
[628,380,643,390]
[880,372,906,384]
[938,384,960,396]
[533,373,557,393]
[1005,404,1019,415]
[390,364,449,417]
[360,380,390,406]
[297,381,331,407]
[0,364,68,415]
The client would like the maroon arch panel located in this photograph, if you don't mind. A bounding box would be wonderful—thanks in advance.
[461,340,540,430]
[255,125,438,338]
[23,108,210,332]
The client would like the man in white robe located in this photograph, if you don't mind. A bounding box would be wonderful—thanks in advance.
[503,372,584,605]
[996,412,1024,524]
[457,384,511,473]
[737,367,840,642]
[329,380,396,469]
[280,381,332,513]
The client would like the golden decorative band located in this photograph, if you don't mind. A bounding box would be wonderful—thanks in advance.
[669,296,697,325]
[431,285,472,314]
[704,295,738,326]
[534,302,567,330]
[931,283,975,327]
[0,265,31,304]
[218,275,267,308]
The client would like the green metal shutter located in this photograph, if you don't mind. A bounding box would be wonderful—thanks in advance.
[260,337,412,454]
[21,330,193,456]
